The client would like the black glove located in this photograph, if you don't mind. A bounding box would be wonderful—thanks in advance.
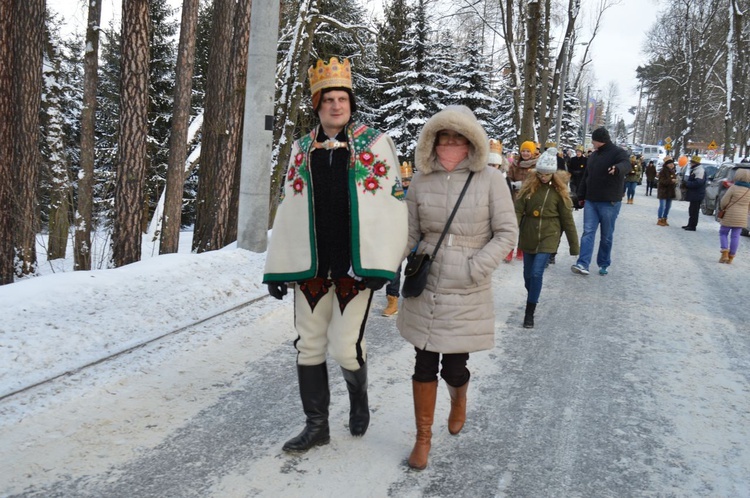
[578,199,585,208]
[267,282,288,300]
[365,278,389,291]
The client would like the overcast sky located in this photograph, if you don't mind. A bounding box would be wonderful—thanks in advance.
[51,0,661,129]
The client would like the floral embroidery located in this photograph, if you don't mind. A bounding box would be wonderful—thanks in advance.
[372,161,387,177]
[364,176,379,192]
[284,137,313,198]
[359,151,374,165]
[293,177,305,193]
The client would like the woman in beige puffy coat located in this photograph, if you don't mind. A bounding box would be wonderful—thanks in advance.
[396,106,518,470]
[718,168,750,264]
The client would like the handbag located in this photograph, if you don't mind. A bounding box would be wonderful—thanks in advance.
[401,172,475,298]
[718,189,749,220]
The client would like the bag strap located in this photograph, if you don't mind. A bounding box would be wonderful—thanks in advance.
[430,171,475,259]
[722,188,749,211]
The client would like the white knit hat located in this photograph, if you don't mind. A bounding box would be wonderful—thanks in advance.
[536,147,558,174]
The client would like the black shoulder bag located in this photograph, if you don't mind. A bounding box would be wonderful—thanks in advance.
[402,172,475,298]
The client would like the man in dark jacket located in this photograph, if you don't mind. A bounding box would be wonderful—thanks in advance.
[571,127,630,276]
[568,147,587,208]
[682,155,707,231]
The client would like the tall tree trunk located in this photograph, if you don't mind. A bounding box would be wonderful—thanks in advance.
[12,0,45,277]
[268,0,318,226]
[0,1,14,285]
[74,0,103,270]
[537,0,551,147]
[192,0,235,252]
[112,0,150,267]
[221,0,252,247]
[160,0,200,255]
[520,0,540,144]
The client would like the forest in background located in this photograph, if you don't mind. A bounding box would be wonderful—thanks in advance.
[0,0,748,285]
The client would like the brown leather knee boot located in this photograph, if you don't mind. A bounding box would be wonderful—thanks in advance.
[408,380,438,470]
[447,380,469,435]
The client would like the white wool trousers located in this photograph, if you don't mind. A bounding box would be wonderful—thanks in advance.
[293,280,373,371]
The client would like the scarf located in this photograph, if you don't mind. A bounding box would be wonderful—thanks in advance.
[436,144,469,171]
[734,181,750,188]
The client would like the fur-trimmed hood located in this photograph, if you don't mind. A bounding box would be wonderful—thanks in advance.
[414,105,489,175]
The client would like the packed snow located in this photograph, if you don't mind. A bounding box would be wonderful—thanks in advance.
[2,192,749,496]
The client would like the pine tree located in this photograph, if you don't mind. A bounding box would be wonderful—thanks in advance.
[491,76,518,149]
[146,0,178,231]
[373,0,412,132]
[451,31,497,133]
[379,0,442,162]
[40,11,83,260]
[560,82,581,150]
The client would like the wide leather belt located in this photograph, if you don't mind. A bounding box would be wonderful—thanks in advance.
[422,232,488,249]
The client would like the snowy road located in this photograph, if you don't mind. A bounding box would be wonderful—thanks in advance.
[2,191,750,497]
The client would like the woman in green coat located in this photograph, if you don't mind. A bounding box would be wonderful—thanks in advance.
[515,148,580,328]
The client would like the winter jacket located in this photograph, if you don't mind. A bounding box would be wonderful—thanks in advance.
[645,164,657,181]
[568,155,587,177]
[508,157,538,193]
[397,106,518,354]
[515,180,579,255]
[576,142,630,202]
[684,164,707,202]
[657,166,677,200]
[264,123,408,283]
[625,161,641,183]
[719,171,750,228]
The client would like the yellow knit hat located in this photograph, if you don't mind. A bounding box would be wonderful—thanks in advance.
[520,141,536,153]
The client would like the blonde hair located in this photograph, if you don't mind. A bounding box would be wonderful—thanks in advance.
[517,169,573,208]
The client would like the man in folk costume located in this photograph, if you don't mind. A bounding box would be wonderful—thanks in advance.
[263,57,408,452]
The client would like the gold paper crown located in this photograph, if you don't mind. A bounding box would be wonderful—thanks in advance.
[489,139,503,154]
[400,161,413,179]
[308,57,352,95]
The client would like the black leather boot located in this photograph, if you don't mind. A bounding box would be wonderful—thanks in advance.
[341,364,370,436]
[523,302,536,329]
[283,363,330,452]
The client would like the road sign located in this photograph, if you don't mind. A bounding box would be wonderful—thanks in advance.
[665,137,672,143]
[665,143,672,151]
[707,140,718,150]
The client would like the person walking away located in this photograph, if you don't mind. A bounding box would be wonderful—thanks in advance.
[506,141,538,261]
[515,148,579,328]
[568,146,587,209]
[571,127,630,276]
[718,168,750,263]
[624,155,641,204]
[383,162,414,317]
[656,157,677,226]
[263,57,408,452]
[397,106,518,470]
[682,155,707,231]
[645,160,657,196]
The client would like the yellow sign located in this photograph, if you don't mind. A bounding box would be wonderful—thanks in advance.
[665,143,672,151]
[707,140,718,150]
[665,137,672,143]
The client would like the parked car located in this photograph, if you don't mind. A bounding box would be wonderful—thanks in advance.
[701,162,750,236]
[677,160,718,200]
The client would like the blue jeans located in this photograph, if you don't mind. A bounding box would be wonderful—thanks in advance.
[385,263,402,297]
[523,252,551,304]
[576,201,622,270]
[625,181,637,200]
[658,198,672,219]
